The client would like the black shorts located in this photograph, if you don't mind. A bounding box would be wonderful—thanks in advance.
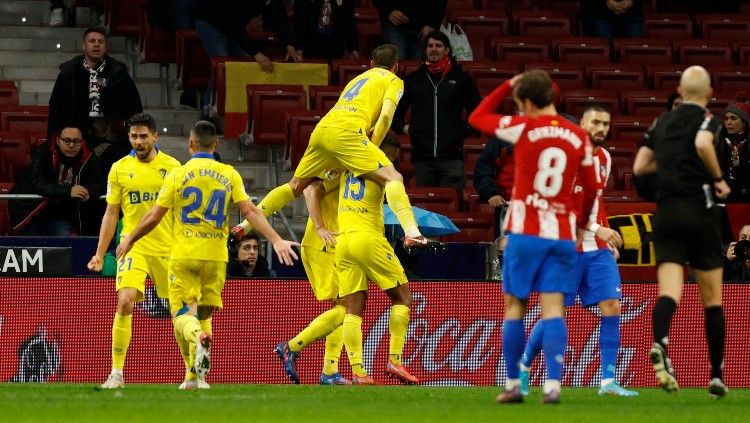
[653,199,723,270]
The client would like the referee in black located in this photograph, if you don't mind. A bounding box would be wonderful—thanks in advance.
[633,66,731,398]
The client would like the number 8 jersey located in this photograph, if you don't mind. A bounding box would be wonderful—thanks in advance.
[156,153,249,262]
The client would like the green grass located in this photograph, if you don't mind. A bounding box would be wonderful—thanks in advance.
[1,384,748,423]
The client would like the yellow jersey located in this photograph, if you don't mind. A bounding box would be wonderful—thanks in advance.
[107,151,180,256]
[301,171,341,250]
[319,67,404,135]
[156,153,249,262]
[337,170,385,235]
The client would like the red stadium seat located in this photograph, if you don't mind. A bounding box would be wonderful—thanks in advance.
[176,30,211,91]
[308,85,344,112]
[331,58,370,85]
[712,67,750,93]
[561,90,619,116]
[643,14,693,39]
[515,11,572,37]
[107,0,142,37]
[492,36,550,63]
[138,3,176,64]
[0,82,19,107]
[442,212,496,242]
[454,10,509,60]
[405,187,460,214]
[463,142,486,171]
[708,94,734,115]
[588,63,646,89]
[0,200,9,236]
[737,41,750,65]
[555,37,610,64]
[399,60,422,76]
[647,64,684,91]
[524,63,584,89]
[622,90,672,116]
[696,14,750,40]
[615,38,673,65]
[286,111,323,168]
[246,84,307,145]
[466,191,494,214]
[0,132,31,169]
[675,39,733,66]
[609,116,655,143]
[0,106,49,134]
[464,61,521,96]
[354,7,380,58]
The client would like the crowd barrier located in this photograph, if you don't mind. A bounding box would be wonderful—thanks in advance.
[1,277,746,387]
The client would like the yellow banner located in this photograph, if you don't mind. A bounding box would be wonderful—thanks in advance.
[607,213,655,266]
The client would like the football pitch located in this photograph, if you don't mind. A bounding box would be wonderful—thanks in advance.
[2,384,748,423]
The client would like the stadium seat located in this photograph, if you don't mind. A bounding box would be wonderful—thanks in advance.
[647,64,685,91]
[588,63,646,89]
[354,7,380,58]
[454,10,509,61]
[609,116,655,143]
[308,85,344,112]
[399,60,422,76]
[405,187,460,214]
[138,3,175,64]
[446,0,476,15]
[524,63,584,89]
[609,156,636,190]
[643,14,693,39]
[675,39,733,66]
[463,142,486,172]
[696,14,750,40]
[442,212,496,242]
[0,134,31,169]
[0,82,19,107]
[492,36,550,63]
[708,94,734,115]
[515,11,572,38]
[712,67,750,93]
[555,37,610,64]
[480,0,527,11]
[285,111,323,168]
[107,0,142,37]
[0,200,9,236]
[246,84,307,145]
[0,106,49,135]
[465,190,495,214]
[561,90,619,116]
[622,90,672,116]
[615,38,673,65]
[176,30,211,91]
[737,41,750,65]
[331,58,370,85]
[464,62,521,96]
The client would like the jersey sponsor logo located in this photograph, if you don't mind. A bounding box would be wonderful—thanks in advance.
[527,126,583,148]
[129,191,159,204]
[182,228,225,239]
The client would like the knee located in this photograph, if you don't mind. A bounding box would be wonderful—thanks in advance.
[599,299,621,316]
[197,306,215,320]
[116,291,136,315]
[288,178,308,197]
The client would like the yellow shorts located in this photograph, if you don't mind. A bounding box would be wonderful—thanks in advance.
[294,126,393,179]
[302,245,338,301]
[336,232,408,297]
[115,251,169,302]
[168,259,227,315]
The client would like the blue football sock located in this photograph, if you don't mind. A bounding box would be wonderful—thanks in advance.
[502,319,525,379]
[542,317,567,382]
[520,320,545,368]
[600,315,620,381]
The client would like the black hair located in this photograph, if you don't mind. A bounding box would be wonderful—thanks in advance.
[127,112,157,133]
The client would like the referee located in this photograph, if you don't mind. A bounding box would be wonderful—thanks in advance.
[633,66,731,398]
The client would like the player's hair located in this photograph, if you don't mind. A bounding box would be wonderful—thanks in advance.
[514,70,554,108]
[582,103,610,116]
[380,134,401,151]
[127,112,157,133]
[191,120,217,149]
[372,44,399,69]
[83,27,106,41]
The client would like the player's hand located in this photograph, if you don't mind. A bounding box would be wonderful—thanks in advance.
[317,227,338,247]
[509,74,524,87]
[612,246,620,261]
[116,238,133,260]
[388,10,409,25]
[273,240,300,266]
[727,242,737,261]
[87,255,103,272]
[714,179,731,200]
[595,226,623,249]
[229,224,246,245]
[254,52,273,73]
[488,195,507,208]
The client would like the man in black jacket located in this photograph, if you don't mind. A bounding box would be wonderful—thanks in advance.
[292,0,360,60]
[373,0,446,60]
[48,27,143,174]
[392,30,481,194]
[227,233,274,278]
[9,127,106,236]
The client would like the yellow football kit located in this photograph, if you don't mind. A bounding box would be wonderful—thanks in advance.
[294,67,404,179]
[107,151,180,301]
[156,153,249,313]
[336,170,408,297]
[301,174,341,301]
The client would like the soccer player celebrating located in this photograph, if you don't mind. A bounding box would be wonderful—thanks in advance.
[468,71,605,404]
[88,113,181,389]
[335,139,418,385]
[230,43,442,251]
[517,105,636,397]
[116,121,299,387]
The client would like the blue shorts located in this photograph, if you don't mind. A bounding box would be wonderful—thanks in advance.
[565,248,622,307]
[502,233,578,300]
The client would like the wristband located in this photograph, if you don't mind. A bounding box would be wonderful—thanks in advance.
[589,223,602,233]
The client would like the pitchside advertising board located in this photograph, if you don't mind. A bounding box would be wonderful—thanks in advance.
[1,278,747,387]
[0,247,72,276]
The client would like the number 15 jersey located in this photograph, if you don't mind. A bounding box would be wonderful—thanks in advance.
[156,154,249,262]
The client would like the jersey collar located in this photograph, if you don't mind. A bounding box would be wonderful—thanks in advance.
[192,152,215,159]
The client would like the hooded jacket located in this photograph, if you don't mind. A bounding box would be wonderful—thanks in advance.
[392,61,481,161]
[716,109,750,202]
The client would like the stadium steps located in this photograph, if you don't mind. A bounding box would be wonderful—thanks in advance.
[0,1,93,28]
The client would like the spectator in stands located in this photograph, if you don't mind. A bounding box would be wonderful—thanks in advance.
[724,224,750,282]
[9,126,105,236]
[581,0,644,44]
[391,30,481,195]
[227,233,275,278]
[292,0,360,60]
[716,101,750,202]
[473,138,514,238]
[49,0,66,27]
[373,0,447,60]
[48,27,143,174]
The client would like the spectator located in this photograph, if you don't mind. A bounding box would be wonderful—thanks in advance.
[716,102,750,202]
[292,0,360,60]
[724,224,750,282]
[227,233,275,278]
[48,27,143,174]
[581,0,644,44]
[49,0,66,27]
[372,0,447,60]
[9,127,106,236]
[473,138,514,238]
[392,30,481,195]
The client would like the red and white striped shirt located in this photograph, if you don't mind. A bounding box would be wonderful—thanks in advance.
[575,147,612,252]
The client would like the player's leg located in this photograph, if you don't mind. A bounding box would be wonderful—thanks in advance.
[319,300,349,385]
[596,298,637,396]
[695,266,728,398]
[383,283,418,384]
[518,319,543,396]
[650,261,682,392]
[191,261,227,380]
[169,260,208,381]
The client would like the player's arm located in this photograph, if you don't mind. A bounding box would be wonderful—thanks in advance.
[87,203,120,272]
[577,144,623,249]
[115,205,168,259]
[303,181,336,246]
[237,199,299,265]
[371,98,398,147]
[468,78,529,144]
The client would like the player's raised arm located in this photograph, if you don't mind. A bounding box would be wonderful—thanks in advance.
[303,180,337,247]
[116,205,169,259]
[237,199,299,266]
[87,203,120,271]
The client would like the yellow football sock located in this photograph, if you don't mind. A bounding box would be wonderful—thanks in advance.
[238,184,295,232]
[173,324,196,381]
[322,325,344,376]
[173,314,202,344]
[111,312,132,371]
[384,181,420,238]
[343,314,367,377]
[199,317,212,335]
[389,305,410,365]
[289,305,345,353]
